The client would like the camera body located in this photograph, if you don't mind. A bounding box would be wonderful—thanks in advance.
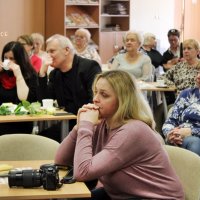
[40,164,60,190]
[8,164,60,190]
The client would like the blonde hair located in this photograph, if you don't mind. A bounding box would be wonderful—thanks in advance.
[31,33,44,45]
[183,39,200,51]
[143,33,156,46]
[17,34,33,46]
[92,70,156,130]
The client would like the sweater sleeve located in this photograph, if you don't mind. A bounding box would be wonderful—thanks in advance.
[139,55,153,82]
[26,74,38,102]
[162,90,188,137]
[54,126,78,166]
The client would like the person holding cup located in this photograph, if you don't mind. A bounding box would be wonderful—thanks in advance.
[0,41,38,134]
[38,34,101,142]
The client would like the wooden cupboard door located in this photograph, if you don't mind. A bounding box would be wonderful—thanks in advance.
[100,31,126,63]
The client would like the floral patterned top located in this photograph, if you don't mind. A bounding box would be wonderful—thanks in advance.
[162,60,200,95]
[162,87,200,137]
[75,46,101,65]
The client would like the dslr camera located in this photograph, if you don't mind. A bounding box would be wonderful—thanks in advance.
[8,164,60,190]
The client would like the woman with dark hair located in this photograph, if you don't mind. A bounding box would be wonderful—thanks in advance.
[0,41,38,134]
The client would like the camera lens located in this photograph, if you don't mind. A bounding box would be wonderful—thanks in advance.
[8,169,42,188]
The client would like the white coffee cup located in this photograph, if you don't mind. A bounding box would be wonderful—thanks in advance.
[42,99,54,109]
[156,79,165,86]
[3,59,10,70]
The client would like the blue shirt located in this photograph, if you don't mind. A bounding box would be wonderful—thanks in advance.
[162,87,200,137]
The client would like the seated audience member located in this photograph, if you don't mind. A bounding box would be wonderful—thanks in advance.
[74,28,101,65]
[140,32,163,70]
[38,34,101,142]
[31,32,53,75]
[162,29,183,71]
[55,70,184,200]
[162,39,200,97]
[162,71,200,156]
[17,34,42,72]
[109,31,153,82]
[0,41,38,134]
[31,32,48,59]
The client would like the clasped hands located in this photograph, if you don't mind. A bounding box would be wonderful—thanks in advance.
[166,127,191,146]
[75,104,100,130]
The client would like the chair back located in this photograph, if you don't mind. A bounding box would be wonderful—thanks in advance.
[165,145,200,200]
[0,134,60,160]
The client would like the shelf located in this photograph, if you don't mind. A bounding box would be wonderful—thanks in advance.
[66,25,99,29]
[109,0,129,1]
[66,3,99,6]
[101,14,129,17]
[66,0,99,5]
[45,0,130,63]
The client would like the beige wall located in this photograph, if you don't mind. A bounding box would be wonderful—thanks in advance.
[0,0,45,55]
[184,0,200,41]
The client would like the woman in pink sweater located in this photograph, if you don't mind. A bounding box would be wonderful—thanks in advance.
[55,70,184,200]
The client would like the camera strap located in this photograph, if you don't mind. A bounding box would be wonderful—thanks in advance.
[60,167,76,184]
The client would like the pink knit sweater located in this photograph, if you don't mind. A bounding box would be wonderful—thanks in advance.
[55,119,184,200]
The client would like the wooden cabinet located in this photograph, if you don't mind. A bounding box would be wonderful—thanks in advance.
[100,31,126,63]
[100,0,130,62]
[45,0,130,63]
[45,0,100,48]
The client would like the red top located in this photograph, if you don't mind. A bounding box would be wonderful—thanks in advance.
[30,54,42,72]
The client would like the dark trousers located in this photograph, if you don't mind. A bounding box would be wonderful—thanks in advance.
[38,119,76,143]
[74,187,147,200]
[0,122,33,135]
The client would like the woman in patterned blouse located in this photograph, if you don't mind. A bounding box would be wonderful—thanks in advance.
[162,71,200,155]
[162,39,200,96]
[74,28,102,65]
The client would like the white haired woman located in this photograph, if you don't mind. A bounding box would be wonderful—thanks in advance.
[141,33,163,69]
[31,33,48,60]
[74,28,101,65]
[109,31,153,82]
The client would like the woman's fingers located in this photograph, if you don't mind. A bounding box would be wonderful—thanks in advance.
[82,103,99,110]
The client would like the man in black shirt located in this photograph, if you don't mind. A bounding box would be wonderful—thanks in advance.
[162,29,183,71]
[38,34,102,141]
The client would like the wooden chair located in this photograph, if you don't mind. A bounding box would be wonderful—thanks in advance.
[0,134,60,160]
